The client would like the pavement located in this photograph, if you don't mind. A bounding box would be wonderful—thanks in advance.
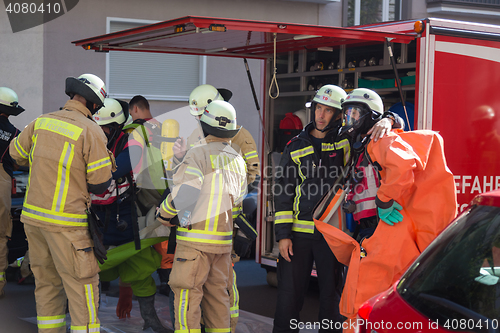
[0,258,321,332]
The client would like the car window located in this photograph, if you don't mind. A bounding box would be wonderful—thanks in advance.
[397,205,500,330]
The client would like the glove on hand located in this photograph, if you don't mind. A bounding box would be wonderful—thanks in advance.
[378,201,403,226]
[116,285,133,319]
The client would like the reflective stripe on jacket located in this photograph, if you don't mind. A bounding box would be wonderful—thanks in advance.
[160,135,247,253]
[274,121,348,240]
[175,124,260,186]
[9,100,114,230]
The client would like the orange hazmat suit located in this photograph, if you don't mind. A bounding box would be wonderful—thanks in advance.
[314,130,457,324]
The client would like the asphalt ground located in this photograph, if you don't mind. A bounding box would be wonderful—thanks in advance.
[0,258,321,332]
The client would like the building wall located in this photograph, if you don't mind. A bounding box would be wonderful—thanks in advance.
[0,10,43,130]
[34,0,342,151]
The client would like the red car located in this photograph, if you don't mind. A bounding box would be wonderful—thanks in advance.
[356,190,500,333]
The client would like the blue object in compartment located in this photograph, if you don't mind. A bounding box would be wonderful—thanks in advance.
[11,197,24,207]
[346,213,356,233]
[388,102,414,131]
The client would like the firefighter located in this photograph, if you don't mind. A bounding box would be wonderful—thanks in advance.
[156,100,247,333]
[0,87,24,299]
[173,83,260,332]
[124,95,175,310]
[10,73,114,333]
[273,84,401,333]
[313,88,456,329]
[340,89,393,242]
[91,98,171,333]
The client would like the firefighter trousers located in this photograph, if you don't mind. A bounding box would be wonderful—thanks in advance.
[25,224,101,333]
[229,265,239,333]
[169,243,231,333]
[273,235,344,333]
[0,166,12,293]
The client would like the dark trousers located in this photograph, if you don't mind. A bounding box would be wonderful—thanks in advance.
[273,235,344,333]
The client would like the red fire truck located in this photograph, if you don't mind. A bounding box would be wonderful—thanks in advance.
[74,16,500,284]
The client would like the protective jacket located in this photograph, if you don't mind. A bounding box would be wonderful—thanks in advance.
[314,130,457,321]
[10,100,114,230]
[91,131,133,206]
[0,115,19,177]
[124,118,167,194]
[176,124,260,186]
[159,135,247,254]
[274,121,350,240]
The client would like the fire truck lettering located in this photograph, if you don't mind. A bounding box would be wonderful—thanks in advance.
[454,175,500,194]
[462,175,472,194]
[471,176,481,194]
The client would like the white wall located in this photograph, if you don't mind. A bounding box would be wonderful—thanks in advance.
[0,10,43,130]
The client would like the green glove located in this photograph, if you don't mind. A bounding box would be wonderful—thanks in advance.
[377,201,403,226]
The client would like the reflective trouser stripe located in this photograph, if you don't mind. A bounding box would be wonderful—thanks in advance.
[178,289,189,332]
[175,330,202,333]
[37,315,66,329]
[88,324,100,332]
[205,329,231,333]
[0,272,5,281]
[71,323,100,333]
[231,269,239,318]
[85,284,98,329]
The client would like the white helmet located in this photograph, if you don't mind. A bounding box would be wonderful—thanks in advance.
[93,98,129,126]
[189,84,232,116]
[311,84,347,132]
[65,73,107,113]
[341,88,384,137]
[0,87,24,116]
[200,100,240,138]
[343,88,383,115]
[293,109,308,127]
[312,84,347,110]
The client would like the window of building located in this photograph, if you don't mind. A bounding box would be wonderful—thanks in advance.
[347,0,401,26]
[106,18,206,101]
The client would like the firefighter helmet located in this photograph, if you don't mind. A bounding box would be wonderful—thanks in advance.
[311,84,346,132]
[312,84,346,110]
[200,100,240,138]
[341,88,384,137]
[65,73,107,113]
[0,87,24,116]
[93,98,129,126]
[189,84,233,116]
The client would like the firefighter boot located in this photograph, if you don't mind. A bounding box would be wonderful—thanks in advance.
[137,294,172,333]
[157,268,171,297]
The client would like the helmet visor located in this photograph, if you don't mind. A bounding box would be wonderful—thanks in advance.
[343,104,369,127]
